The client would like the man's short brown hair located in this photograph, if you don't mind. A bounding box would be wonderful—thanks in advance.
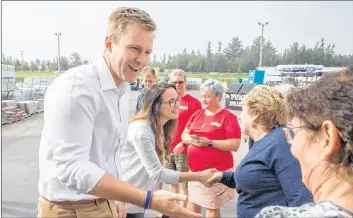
[107,7,157,43]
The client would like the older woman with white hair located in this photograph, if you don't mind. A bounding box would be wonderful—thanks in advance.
[174,79,241,218]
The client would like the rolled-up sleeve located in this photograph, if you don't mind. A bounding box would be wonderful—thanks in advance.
[130,123,179,184]
[220,171,236,188]
[49,75,105,194]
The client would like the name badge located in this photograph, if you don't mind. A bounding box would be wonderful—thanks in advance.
[179,106,188,110]
[210,122,221,127]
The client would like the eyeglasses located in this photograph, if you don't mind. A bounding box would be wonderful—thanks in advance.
[171,81,185,85]
[285,121,349,156]
[283,126,306,145]
[162,97,181,108]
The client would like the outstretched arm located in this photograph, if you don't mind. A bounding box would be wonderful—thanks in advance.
[219,172,236,188]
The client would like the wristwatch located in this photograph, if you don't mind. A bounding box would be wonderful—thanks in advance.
[208,140,214,147]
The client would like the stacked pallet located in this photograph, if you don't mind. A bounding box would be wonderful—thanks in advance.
[1,110,6,124]
[17,100,39,115]
[1,100,27,124]
[2,100,17,108]
[37,98,45,111]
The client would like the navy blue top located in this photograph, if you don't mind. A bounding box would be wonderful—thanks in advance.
[220,126,313,218]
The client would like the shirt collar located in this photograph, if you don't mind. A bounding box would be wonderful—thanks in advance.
[94,57,130,96]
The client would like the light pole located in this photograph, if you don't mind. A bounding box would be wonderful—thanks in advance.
[20,50,24,72]
[55,32,61,75]
[258,22,269,67]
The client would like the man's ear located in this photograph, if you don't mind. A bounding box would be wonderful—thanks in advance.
[105,36,112,52]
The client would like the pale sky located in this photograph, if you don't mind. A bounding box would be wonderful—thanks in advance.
[2,1,353,63]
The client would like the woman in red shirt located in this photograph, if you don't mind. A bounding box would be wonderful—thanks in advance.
[175,79,241,218]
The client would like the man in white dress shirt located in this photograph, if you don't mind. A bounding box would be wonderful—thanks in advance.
[37,7,202,218]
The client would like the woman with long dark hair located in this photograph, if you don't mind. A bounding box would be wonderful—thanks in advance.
[120,83,214,218]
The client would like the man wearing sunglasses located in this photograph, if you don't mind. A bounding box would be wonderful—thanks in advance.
[163,69,202,210]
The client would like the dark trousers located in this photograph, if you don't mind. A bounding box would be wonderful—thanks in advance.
[126,213,145,218]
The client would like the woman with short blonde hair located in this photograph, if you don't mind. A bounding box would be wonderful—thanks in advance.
[206,85,312,218]
[242,85,288,131]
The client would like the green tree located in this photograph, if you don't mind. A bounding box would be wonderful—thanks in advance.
[161,54,166,64]
[60,57,70,71]
[70,52,82,68]
[217,41,222,54]
[15,59,21,71]
[40,61,47,72]
[30,60,39,71]
[22,61,30,71]
[235,58,243,73]
[6,56,14,66]
[205,41,213,72]
[223,37,244,62]
[36,58,41,67]
[49,59,58,71]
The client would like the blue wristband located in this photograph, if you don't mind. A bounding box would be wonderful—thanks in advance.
[144,191,152,210]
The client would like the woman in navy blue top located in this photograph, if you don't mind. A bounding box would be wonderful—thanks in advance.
[206,85,313,218]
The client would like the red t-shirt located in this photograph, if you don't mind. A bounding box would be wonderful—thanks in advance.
[185,108,241,172]
[169,94,202,153]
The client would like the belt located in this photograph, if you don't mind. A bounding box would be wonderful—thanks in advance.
[40,196,107,205]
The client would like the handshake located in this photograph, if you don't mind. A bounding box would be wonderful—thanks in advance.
[197,168,223,188]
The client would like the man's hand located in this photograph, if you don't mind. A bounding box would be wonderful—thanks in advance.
[115,201,127,218]
[150,190,202,218]
[204,171,223,188]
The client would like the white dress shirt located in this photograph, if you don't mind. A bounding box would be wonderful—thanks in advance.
[38,57,130,201]
[120,120,179,213]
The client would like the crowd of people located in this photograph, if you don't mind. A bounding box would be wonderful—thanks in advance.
[36,6,353,218]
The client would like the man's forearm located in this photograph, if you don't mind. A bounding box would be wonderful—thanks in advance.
[88,173,146,207]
